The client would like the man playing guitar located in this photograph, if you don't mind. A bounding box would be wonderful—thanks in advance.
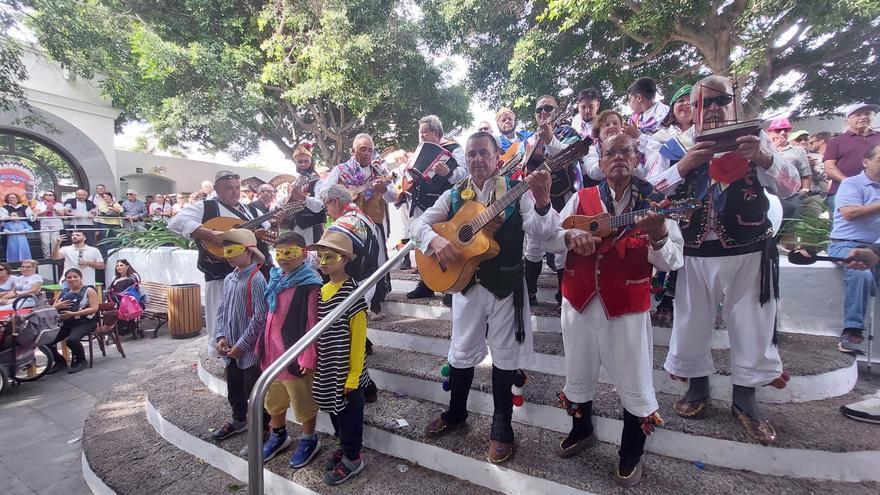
[168,170,274,356]
[273,143,327,246]
[410,131,552,464]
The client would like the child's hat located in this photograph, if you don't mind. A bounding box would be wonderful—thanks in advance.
[308,230,356,260]
[216,228,265,263]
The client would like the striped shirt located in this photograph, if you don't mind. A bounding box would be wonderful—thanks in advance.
[215,262,268,369]
[312,277,368,414]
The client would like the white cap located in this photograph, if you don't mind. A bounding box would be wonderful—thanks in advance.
[844,102,879,117]
[126,189,137,195]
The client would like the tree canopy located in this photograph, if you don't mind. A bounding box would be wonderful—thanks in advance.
[420,0,880,122]
[11,0,471,165]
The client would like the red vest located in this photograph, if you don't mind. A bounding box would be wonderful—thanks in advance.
[562,187,653,318]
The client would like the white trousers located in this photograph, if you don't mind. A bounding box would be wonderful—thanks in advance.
[40,230,60,259]
[664,252,782,387]
[204,279,224,357]
[449,284,535,370]
[561,298,658,417]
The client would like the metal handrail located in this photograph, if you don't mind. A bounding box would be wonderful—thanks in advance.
[246,241,415,494]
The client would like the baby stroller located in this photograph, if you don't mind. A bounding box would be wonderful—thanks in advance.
[0,295,60,395]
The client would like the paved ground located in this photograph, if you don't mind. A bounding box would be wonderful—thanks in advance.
[0,325,191,495]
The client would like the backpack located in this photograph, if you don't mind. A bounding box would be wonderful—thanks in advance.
[117,294,144,321]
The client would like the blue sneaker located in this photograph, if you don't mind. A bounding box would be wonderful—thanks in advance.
[261,430,293,463]
[288,436,322,468]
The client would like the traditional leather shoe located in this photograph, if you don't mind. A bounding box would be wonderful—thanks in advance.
[406,281,435,299]
[487,439,515,464]
[731,404,777,445]
[766,372,790,389]
[673,397,708,418]
[555,432,597,458]
[613,460,643,488]
[424,416,466,438]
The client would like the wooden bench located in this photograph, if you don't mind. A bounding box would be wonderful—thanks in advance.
[140,282,170,338]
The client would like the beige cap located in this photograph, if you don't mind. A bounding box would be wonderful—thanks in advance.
[308,230,356,260]
[216,228,265,263]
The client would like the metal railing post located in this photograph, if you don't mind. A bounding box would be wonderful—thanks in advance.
[246,242,414,494]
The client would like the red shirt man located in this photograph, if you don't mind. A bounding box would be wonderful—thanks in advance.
[824,103,880,195]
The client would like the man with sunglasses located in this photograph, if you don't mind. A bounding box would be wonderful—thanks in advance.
[121,189,148,231]
[767,118,813,223]
[168,170,274,357]
[35,190,65,259]
[521,95,582,306]
[645,75,800,446]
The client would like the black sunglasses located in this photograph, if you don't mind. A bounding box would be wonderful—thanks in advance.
[535,105,556,114]
[695,95,733,108]
[216,173,240,181]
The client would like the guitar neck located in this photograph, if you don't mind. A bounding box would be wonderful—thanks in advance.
[240,201,305,230]
[609,207,653,229]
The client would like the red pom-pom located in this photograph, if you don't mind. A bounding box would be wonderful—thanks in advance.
[708,152,750,184]
[512,395,524,407]
[302,142,313,151]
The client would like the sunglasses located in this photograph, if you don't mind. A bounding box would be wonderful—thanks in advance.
[222,244,249,258]
[695,95,733,108]
[275,246,304,260]
[216,173,240,181]
[535,105,556,114]
[317,252,344,265]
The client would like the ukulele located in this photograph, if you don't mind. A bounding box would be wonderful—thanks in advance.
[415,139,591,293]
[561,198,701,238]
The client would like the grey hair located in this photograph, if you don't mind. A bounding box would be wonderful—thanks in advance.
[418,115,444,136]
[319,184,352,205]
[257,184,275,193]
[352,133,374,146]
[690,75,733,106]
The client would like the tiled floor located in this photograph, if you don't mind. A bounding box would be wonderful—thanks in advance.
[0,327,193,494]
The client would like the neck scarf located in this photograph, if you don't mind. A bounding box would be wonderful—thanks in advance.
[265,264,323,312]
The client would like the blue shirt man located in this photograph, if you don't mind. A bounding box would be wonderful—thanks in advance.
[121,189,148,230]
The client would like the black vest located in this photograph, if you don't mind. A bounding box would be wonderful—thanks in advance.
[449,183,524,300]
[412,142,461,213]
[673,162,773,256]
[198,200,273,281]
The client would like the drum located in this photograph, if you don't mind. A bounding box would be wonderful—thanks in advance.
[167,284,202,339]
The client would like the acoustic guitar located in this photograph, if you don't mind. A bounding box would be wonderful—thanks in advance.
[561,198,700,238]
[498,104,576,178]
[200,175,318,258]
[416,139,591,293]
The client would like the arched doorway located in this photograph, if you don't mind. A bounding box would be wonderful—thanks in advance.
[0,131,88,201]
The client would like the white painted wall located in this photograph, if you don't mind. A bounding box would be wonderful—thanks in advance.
[115,150,279,193]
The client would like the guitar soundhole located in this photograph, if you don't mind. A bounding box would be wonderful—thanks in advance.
[458,225,474,243]
[589,221,599,232]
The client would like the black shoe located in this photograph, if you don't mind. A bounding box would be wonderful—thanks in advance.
[528,294,538,306]
[47,360,68,375]
[67,359,87,374]
[406,281,435,299]
[442,293,453,307]
[400,256,412,271]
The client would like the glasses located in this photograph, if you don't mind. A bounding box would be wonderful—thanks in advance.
[222,244,248,258]
[535,105,556,114]
[275,246,304,260]
[317,252,344,265]
[695,94,733,108]
[601,147,638,159]
[216,173,240,181]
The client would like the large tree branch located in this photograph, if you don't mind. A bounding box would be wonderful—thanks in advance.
[608,12,654,44]
[608,38,671,67]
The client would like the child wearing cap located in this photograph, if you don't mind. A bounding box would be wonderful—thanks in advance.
[258,232,324,467]
[211,229,270,442]
[309,230,369,485]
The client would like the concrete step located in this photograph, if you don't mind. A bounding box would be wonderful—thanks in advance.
[194,341,880,491]
[138,340,498,495]
[366,314,857,403]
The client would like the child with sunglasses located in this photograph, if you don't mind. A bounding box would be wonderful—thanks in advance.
[258,232,324,467]
[211,229,270,443]
[308,231,369,486]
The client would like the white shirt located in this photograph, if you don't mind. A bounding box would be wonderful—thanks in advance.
[409,175,555,255]
[67,200,94,225]
[58,245,103,286]
[34,201,65,230]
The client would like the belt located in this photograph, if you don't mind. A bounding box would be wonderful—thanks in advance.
[830,238,873,245]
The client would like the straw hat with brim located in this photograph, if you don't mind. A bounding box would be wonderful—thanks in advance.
[308,230,356,260]
[216,228,265,263]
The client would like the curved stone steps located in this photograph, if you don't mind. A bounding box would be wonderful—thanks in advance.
[195,343,880,489]
[366,313,856,403]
